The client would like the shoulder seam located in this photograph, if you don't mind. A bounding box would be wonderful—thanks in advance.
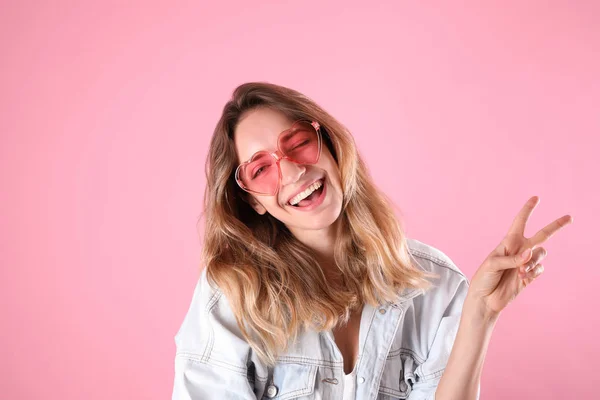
[206,288,222,312]
[409,248,468,281]
[201,289,223,362]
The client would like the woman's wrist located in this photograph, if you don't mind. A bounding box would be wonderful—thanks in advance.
[464,292,501,327]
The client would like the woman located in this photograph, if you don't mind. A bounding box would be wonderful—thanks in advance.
[171,82,572,399]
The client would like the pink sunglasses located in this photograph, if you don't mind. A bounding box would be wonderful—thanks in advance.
[235,120,322,196]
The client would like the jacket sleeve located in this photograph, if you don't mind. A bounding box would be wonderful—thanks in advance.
[408,276,481,400]
[171,269,261,400]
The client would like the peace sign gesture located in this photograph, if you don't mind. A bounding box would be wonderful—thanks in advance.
[467,196,573,318]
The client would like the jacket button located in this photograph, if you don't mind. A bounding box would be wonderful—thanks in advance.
[358,377,365,384]
[379,308,386,314]
[266,385,278,398]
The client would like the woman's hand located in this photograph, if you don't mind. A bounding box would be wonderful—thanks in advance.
[466,196,573,319]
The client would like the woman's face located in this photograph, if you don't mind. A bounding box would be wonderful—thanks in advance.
[233,107,344,234]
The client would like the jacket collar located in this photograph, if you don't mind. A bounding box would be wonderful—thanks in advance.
[388,286,425,307]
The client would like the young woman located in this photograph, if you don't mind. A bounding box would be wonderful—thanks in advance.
[171,82,572,400]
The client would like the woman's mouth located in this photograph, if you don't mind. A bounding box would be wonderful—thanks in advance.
[288,178,326,211]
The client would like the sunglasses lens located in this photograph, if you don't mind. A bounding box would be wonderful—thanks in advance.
[237,121,321,195]
[279,121,320,164]
[238,152,279,195]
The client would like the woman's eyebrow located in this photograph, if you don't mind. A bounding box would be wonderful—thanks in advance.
[241,123,296,163]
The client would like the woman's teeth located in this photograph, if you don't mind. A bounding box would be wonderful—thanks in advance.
[289,179,323,206]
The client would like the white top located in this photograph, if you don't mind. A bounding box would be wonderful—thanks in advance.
[343,367,357,400]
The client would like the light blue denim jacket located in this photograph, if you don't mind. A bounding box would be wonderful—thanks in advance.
[172,238,480,400]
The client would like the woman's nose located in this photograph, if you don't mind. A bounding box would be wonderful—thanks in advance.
[279,158,306,186]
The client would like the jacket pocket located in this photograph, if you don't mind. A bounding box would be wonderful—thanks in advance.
[377,351,417,400]
[262,362,318,400]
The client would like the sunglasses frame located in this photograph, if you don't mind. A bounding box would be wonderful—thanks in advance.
[235,120,322,196]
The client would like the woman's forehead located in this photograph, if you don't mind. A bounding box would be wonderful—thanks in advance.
[234,109,294,162]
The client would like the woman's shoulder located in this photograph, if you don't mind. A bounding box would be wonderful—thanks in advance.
[173,267,236,349]
[174,267,254,373]
[405,237,469,284]
[176,267,226,327]
[403,237,471,320]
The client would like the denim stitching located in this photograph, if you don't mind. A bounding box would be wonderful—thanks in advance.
[409,249,468,281]
[387,347,426,364]
[175,352,247,376]
[274,364,317,400]
[276,355,342,368]
[202,290,221,362]
[419,367,445,381]
[379,385,407,397]
[370,305,403,400]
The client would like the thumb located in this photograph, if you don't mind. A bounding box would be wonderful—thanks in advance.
[490,247,533,271]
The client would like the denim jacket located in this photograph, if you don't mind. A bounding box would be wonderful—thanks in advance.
[172,238,480,400]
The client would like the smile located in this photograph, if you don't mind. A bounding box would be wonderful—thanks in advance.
[288,178,326,211]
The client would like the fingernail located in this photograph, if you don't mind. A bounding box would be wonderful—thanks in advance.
[521,248,532,260]
[525,264,533,273]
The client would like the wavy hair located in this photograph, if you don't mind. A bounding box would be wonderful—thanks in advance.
[199,82,438,367]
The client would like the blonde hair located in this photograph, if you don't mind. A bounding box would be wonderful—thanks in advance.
[199,82,438,367]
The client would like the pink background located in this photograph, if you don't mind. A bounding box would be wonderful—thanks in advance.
[1,1,597,399]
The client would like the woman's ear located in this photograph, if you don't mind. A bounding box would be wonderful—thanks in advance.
[240,191,267,215]
[249,196,267,215]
